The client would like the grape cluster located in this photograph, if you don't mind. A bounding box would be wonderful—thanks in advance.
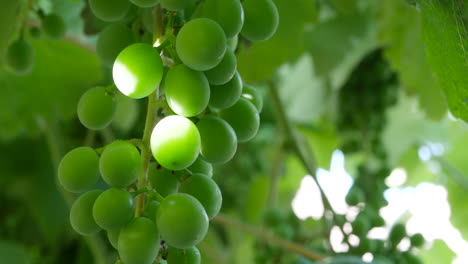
[60,0,279,263]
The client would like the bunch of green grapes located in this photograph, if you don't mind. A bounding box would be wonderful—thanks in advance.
[60,0,278,263]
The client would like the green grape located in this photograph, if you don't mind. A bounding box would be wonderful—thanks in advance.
[96,23,136,67]
[179,174,222,219]
[160,0,195,11]
[196,116,237,164]
[70,190,103,235]
[112,92,139,132]
[204,48,237,85]
[141,8,154,33]
[142,200,160,220]
[113,43,163,99]
[197,0,244,38]
[29,27,41,39]
[130,0,159,8]
[148,163,178,197]
[219,98,260,142]
[166,246,201,264]
[389,223,406,247]
[150,115,200,170]
[89,0,131,22]
[209,71,242,109]
[187,156,213,177]
[107,229,120,249]
[164,64,210,117]
[58,147,99,193]
[176,18,227,71]
[41,14,66,39]
[77,87,116,130]
[6,39,35,75]
[156,193,209,248]
[99,141,141,187]
[410,233,424,248]
[241,84,263,112]
[227,36,238,51]
[241,0,279,42]
[118,217,160,264]
[92,188,134,230]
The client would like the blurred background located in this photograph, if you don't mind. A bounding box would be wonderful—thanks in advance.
[1,0,468,263]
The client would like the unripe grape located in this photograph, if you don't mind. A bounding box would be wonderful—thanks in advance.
[209,71,242,109]
[204,48,237,85]
[197,0,244,38]
[167,246,201,264]
[142,200,160,220]
[96,23,136,67]
[179,174,222,219]
[70,190,102,235]
[150,115,200,170]
[42,14,66,39]
[112,92,139,132]
[148,163,178,197]
[113,43,163,99]
[176,18,227,71]
[58,147,99,193]
[164,64,210,117]
[219,98,260,142]
[241,84,263,112]
[196,116,237,164]
[187,156,213,177]
[89,0,131,22]
[93,188,134,230]
[118,217,160,264]
[156,193,209,248]
[77,86,116,130]
[160,0,195,11]
[227,36,238,51]
[29,27,41,39]
[241,0,279,42]
[130,0,159,8]
[6,39,35,75]
[107,229,120,249]
[410,233,425,248]
[99,141,141,188]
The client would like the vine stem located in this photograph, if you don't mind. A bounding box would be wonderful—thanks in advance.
[212,214,325,261]
[268,141,286,206]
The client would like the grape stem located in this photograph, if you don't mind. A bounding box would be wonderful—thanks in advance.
[212,214,325,261]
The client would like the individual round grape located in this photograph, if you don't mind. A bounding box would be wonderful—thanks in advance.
[96,23,136,67]
[410,233,425,248]
[197,0,244,38]
[209,71,242,109]
[130,0,159,8]
[89,0,131,22]
[150,116,200,170]
[112,92,139,131]
[227,36,238,51]
[70,190,102,235]
[41,14,66,39]
[204,48,237,85]
[219,98,260,142]
[107,229,120,249]
[118,217,160,264]
[179,174,222,219]
[142,200,160,220]
[77,86,116,130]
[6,39,35,75]
[241,84,263,112]
[164,64,210,117]
[187,156,213,177]
[176,18,227,71]
[167,247,201,264]
[196,116,237,164]
[99,141,141,187]
[29,27,41,39]
[113,43,163,99]
[160,0,195,11]
[241,0,279,42]
[92,188,134,230]
[58,147,99,193]
[148,163,178,197]
[156,193,209,248]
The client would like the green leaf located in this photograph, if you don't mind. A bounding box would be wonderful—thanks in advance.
[244,175,270,224]
[419,239,455,264]
[377,0,447,120]
[0,0,21,63]
[0,39,101,140]
[298,123,338,170]
[419,0,468,122]
[0,240,32,264]
[237,0,317,82]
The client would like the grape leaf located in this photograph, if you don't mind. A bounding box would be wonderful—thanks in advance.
[0,240,32,264]
[0,39,101,140]
[419,0,468,122]
[244,175,270,224]
[377,0,447,120]
[419,239,455,264]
